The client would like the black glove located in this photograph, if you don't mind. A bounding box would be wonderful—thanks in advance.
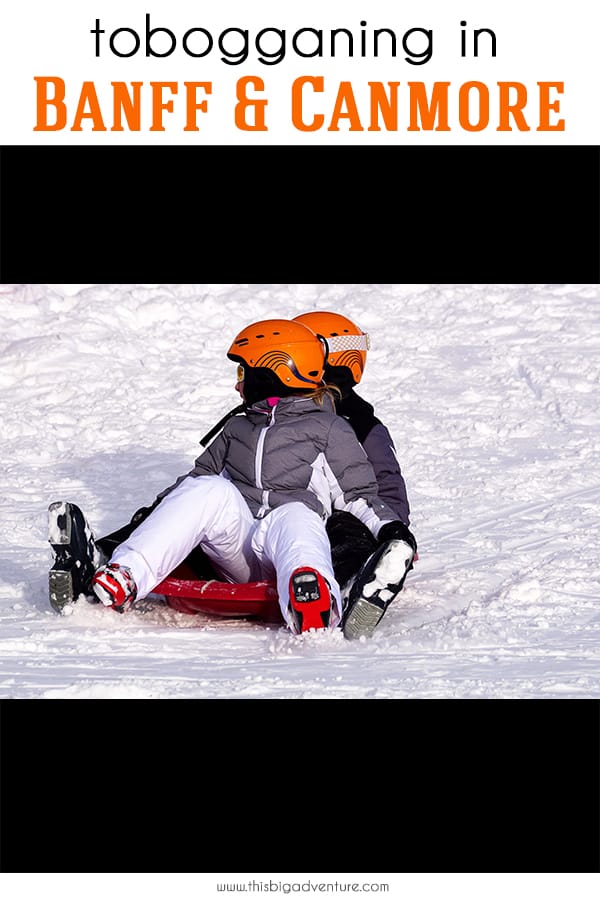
[130,499,161,527]
[377,521,417,553]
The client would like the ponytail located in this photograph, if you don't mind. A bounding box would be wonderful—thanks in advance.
[305,383,342,407]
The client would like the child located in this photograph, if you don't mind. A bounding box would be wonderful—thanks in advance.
[49,319,415,638]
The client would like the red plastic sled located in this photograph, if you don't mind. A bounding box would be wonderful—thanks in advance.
[154,562,283,623]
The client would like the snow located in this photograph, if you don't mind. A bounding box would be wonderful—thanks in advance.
[0,282,599,699]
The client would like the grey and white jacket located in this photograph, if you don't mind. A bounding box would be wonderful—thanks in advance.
[159,394,399,539]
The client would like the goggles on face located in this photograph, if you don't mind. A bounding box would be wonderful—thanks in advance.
[326,333,370,354]
[236,364,245,383]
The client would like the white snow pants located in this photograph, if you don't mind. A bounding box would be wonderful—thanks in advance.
[109,475,342,629]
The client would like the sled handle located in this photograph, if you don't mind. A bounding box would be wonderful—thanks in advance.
[199,404,246,447]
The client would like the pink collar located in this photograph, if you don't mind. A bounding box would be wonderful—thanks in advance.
[266,397,281,408]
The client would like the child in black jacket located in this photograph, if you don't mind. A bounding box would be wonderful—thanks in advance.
[294,311,416,595]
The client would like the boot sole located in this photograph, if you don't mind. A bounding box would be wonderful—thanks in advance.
[289,569,332,633]
[49,568,76,613]
[342,598,385,640]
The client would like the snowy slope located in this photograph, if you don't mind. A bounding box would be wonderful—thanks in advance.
[0,283,598,698]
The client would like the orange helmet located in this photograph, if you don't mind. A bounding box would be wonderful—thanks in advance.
[293,311,370,385]
[227,319,325,390]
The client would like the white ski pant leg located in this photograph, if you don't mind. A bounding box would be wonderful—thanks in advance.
[109,475,258,598]
[251,503,342,629]
[109,481,341,629]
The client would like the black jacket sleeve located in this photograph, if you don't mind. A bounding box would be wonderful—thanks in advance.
[337,391,411,524]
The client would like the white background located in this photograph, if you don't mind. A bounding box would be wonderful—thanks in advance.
[0,0,598,144]
[0,873,599,900]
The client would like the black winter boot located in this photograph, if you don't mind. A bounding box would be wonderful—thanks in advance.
[48,501,105,613]
[342,539,415,640]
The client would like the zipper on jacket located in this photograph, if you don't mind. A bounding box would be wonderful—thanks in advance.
[255,405,276,517]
